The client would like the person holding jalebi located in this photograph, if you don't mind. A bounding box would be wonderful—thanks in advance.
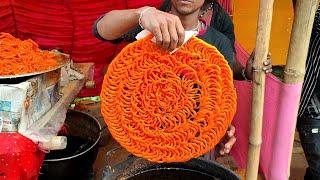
[94,0,272,160]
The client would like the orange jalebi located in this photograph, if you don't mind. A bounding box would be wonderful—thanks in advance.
[101,35,237,163]
[0,32,58,76]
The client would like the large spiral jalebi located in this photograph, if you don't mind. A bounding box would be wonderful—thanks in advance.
[101,36,237,163]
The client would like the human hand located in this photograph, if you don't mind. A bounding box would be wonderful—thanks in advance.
[245,50,272,80]
[218,125,236,156]
[138,7,185,51]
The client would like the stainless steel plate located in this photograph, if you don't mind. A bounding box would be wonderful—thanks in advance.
[0,51,69,79]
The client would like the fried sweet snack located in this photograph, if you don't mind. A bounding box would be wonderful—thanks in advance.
[101,36,237,163]
[0,33,58,76]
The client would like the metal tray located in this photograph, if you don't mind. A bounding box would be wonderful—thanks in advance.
[0,51,69,79]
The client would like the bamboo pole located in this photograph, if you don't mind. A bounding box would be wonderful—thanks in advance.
[284,0,318,177]
[285,0,318,84]
[246,0,274,179]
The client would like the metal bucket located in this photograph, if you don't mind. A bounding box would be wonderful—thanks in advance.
[103,147,240,180]
[39,109,101,180]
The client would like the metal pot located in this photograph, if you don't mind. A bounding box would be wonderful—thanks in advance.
[39,109,101,180]
[103,147,240,180]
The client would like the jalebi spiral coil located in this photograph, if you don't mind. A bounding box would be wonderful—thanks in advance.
[101,35,237,163]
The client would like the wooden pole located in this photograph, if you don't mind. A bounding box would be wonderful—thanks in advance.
[284,0,318,177]
[246,0,274,179]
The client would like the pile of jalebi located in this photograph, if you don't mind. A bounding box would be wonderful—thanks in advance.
[0,33,58,76]
[101,35,237,163]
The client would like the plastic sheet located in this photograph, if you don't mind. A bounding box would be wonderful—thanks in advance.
[21,106,67,148]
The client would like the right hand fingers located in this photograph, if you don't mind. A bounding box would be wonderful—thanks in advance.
[167,19,179,51]
[165,16,185,51]
[174,17,185,47]
[143,11,185,51]
[153,27,163,47]
[160,15,184,51]
[160,22,171,50]
[161,16,184,51]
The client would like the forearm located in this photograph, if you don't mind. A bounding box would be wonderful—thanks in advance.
[97,7,145,40]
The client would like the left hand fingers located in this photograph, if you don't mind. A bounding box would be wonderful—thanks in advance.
[263,66,272,72]
[219,143,226,155]
[263,54,272,66]
[220,136,237,155]
[227,125,236,137]
[267,52,271,58]
[263,60,271,66]
[219,125,236,155]
[263,52,272,73]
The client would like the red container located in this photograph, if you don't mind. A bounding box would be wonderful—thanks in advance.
[0,133,45,180]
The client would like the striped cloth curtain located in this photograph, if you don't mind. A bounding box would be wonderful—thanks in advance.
[217,0,233,15]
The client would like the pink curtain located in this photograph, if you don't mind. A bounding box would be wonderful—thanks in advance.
[227,43,302,180]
